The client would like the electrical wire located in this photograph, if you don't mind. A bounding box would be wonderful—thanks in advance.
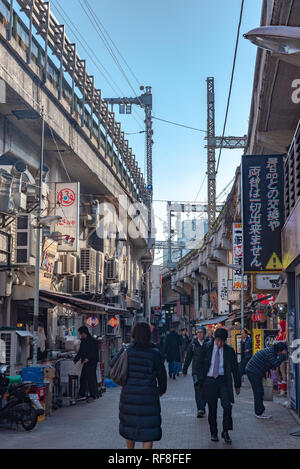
[194,173,207,202]
[216,0,245,173]
[83,0,141,89]
[152,116,207,133]
[216,176,235,201]
[47,122,72,183]
[52,0,144,130]
[78,0,144,110]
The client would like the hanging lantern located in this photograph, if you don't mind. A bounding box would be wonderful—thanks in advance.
[108,316,119,328]
[86,316,99,328]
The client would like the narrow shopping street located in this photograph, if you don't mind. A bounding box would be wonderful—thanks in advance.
[0,372,299,450]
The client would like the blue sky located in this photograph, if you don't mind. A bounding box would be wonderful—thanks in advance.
[17,0,262,239]
[46,0,262,200]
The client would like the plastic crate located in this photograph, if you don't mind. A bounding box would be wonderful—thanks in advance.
[22,367,45,385]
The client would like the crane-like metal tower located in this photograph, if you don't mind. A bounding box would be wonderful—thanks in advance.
[104,86,153,206]
[206,77,247,230]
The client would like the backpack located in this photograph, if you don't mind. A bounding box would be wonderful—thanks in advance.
[110,345,129,386]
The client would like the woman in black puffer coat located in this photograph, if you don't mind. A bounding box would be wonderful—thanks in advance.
[113,322,167,449]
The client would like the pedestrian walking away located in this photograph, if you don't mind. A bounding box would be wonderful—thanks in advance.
[182,325,210,418]
[111,322,167,450]
[74,326,99,402]
[201,328,241,444]
[165,327,182,379]
[180,328,191,371]
[239,328,252,379]
[246,342,288,419]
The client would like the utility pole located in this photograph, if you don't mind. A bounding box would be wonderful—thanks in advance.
[205,77,247,231]
[33,107,45,366]
[104,86,153,208]
[206,77,216,231]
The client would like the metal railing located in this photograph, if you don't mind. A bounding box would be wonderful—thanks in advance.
[0,0,147,203]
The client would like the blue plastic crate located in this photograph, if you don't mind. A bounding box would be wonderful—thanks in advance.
[22,366,45,385]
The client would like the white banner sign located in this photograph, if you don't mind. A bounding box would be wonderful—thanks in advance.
[218,266,229,314]
[256,274,281,291]
[232,223,247,291]
[55,182,80,252]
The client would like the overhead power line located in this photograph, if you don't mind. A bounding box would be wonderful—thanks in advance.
[152,116,207,133]
[216,0,245,173]
[83,0,141,88]
[194,173,207,202]
[52,0,144,129]
[78,0,143,108]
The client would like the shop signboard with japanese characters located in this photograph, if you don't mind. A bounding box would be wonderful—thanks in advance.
[254,274,281,292]
[232,223,247,290]
[55,183,80,252]
[217,266,229,314]
[242,155,284,274]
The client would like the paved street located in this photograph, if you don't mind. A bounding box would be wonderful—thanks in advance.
[0,372,299,449]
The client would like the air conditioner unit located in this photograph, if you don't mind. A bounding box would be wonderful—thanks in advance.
[15,214,36,265]
[80,248,96,273]
[85,273,96,293]
[105,258,119,280]
[53,261,63,275]
[59,254,77,275]
[72,273,86,293]
[96,251,104,294]
[0,331,17,376]
[96,251,104,273]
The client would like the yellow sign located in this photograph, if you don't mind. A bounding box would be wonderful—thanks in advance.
[252,329,263,355]
[266,252,282,270]
[229,329,241,352]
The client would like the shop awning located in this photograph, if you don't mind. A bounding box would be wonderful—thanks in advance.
[274,282,288,305]
[16,330,33,337]
[197,314,229,326]
[39,290,132,316]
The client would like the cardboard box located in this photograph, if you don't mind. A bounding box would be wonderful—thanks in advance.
[44,366,55,381]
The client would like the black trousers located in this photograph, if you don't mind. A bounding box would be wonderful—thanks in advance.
[246,371,265,416]
[204,376,232,435]
[79,363,98,398]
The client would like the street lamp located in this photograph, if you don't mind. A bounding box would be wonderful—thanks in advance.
[244,26,300,54]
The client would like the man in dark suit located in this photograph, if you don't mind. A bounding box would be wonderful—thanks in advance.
[201,328,241,444]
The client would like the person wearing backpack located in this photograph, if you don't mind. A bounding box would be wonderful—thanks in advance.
[110,322,167,449]
[182,326,210,418]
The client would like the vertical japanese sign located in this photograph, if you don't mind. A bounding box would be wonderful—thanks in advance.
[232,223,247,291]
[217,266,229,314]
[55,182,80,252]
[242,155,284,273]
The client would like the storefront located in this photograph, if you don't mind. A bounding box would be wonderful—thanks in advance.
[281,196,300,414]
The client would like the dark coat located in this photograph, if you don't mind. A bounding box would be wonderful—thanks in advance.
[74,335,99,366]
[241,336,253,361]
[182,337,210,379]
[164,331,181,362]
[201,341,241,403]
[118,343,167,442]
[181,335,191,352]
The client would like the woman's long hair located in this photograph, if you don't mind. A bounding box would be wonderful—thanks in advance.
[132,322,152,349]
